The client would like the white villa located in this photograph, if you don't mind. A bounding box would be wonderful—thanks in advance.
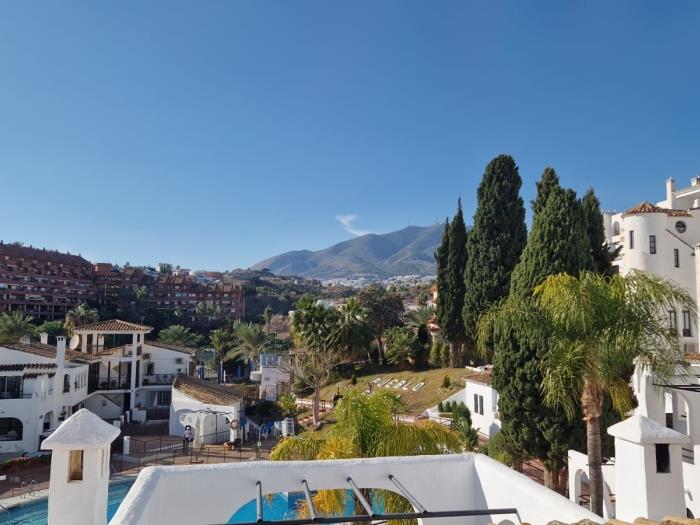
[169,374,245,445]
[250,352,291,401]
[0,319,198,456]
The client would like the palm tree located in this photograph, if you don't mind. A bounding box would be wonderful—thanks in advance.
[478,271,694,516]
[224,322,267,369]
[271,390,461,517]
[210,328,232,383]
[0,312,35,343]
[158,325,204,347]
[330,298,373,362]
[64,303,99,334]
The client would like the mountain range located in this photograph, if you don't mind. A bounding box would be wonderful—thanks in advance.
[251,224,444,280]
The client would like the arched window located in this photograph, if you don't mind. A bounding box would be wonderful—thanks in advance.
[0,418,23,441]
[63,374,70,393]
[612,222,620,235]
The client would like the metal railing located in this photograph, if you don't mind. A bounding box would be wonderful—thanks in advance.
[141,374,176,386]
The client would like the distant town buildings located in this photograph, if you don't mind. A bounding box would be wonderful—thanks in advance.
[0,244,245,324]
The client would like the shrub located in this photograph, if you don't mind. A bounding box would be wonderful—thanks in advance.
[350,373,357,385]
[442,375,451,388]
[437,401,445,413]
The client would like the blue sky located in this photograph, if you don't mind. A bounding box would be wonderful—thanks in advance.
[2,2,699,270]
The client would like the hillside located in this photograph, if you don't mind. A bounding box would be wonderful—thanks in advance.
[251,224,443,279]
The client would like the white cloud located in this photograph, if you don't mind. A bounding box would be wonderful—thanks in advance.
[335,214,372,236]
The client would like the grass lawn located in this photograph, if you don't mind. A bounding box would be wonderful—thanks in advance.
[320,367,469,416]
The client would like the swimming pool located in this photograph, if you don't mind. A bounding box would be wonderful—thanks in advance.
[0,481,310,525]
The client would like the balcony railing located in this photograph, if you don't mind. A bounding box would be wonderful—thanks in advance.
[96,377,131,390]
[141,374,176,386]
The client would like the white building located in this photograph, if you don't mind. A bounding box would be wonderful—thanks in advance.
[0,319,198,456]
[169,374,244,445]
[250,352,291,401]
[45,409,599,525]
[0,335,99,457]
[464,369,501,438]
[604,177,700,354]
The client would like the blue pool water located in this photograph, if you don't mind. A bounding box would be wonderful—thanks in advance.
[0,482,316,524]
[0,482,376,524]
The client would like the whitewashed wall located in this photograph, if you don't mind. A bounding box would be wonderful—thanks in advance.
[109,454,599,525]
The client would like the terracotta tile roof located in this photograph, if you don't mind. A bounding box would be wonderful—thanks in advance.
[23,372,56,379]
[145,340,197,356]
[465,370,492,386]
[622,201,692,218]
[172,375,242,406]
[0,242,91,266]
[1,341,101,364]
[74,319,153,333]
[685,353,700,363]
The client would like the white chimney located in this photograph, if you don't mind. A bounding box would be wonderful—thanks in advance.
[40,332,49,345]
[55,336,66,368]
[666,177,676,209]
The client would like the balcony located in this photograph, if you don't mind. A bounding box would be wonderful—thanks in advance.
[141,374,176,386]
[96,377,131,391]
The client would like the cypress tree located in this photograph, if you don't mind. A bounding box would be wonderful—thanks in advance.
[510,187,595,297]
[463,155,527,344]
[531,167,560,217]
[444,199,468,366]
[435,218,450,349]
[494,186,594,489]
[582,188,618,275]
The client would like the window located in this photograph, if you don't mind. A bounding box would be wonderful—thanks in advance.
[63,374,70,393]
[0,418,22,441]
[156,390,172,406]
[629,230,634,249]
[683,310,692,337]
[674,249,680,268]
[655,444,670,473]
[0,376,22,399]
[649,235,656,254]
[68,450,83,481]
[669,310,677,330]
[675,221,687,234]
[612,222,620,235]
[473,394,484,415]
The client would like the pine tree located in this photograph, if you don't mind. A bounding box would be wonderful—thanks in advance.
[493,186,594,489]
[462,155,527,346]
[582,188,618,275]
[444,199,468,366]
[434,218,450,355]
[531,167,560,217]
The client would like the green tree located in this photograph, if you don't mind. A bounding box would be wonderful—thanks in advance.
[510,186,594,298]
[0,312,35,343]
[383,326,425,369]
[210,328,233,383]
[290,295,343,425]
[263,305,274,334]
[463,155,527,348]
[224,322,267,366]
[434,219,450,361]
[490,186,594,487]
[356,284,403,365]
[271,390,460,516]
[330,297,373,362]
[582,188,619,275]
[444,199,468,366]
[64,303,99,334]
[451,402,479,450]
[35,320,67,340]
[531,166,560,217]
[481,271,694,516]
[158,325,205,347]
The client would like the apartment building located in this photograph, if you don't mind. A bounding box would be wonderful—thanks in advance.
[0,243,97,321]
[0,319,199,456]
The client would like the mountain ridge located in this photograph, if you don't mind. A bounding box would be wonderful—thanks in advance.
[251,224,443,279]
